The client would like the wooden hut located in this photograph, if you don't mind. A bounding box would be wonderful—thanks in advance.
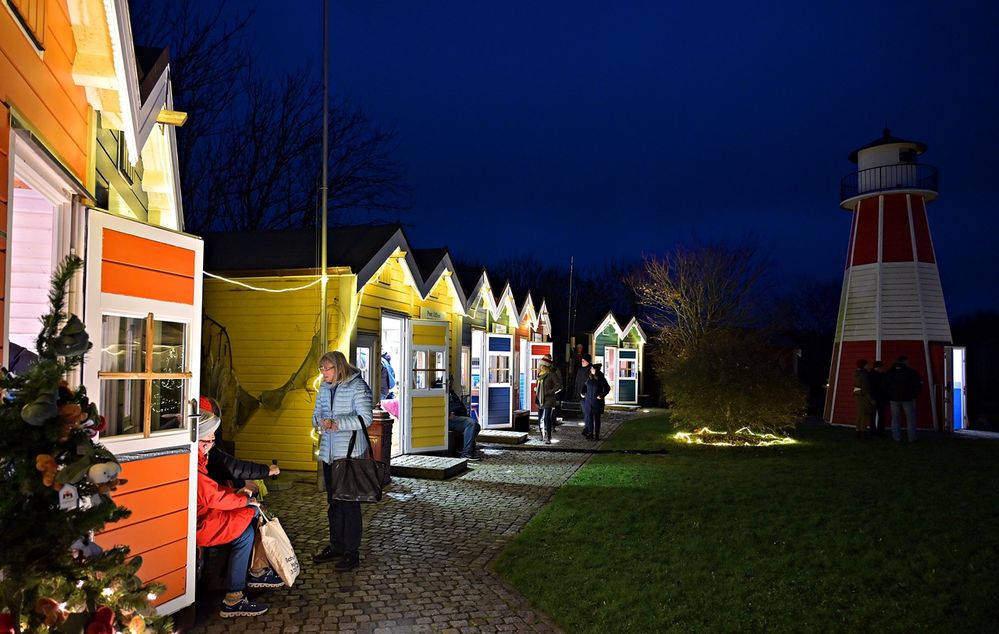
[588,312,646,405]
[202,225,467,466]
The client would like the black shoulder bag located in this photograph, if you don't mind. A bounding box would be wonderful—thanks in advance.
[331,422,386,503]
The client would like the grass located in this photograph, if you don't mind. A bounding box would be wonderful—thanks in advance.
[492,414,999,632]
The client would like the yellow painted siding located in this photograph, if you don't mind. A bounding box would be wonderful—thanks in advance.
[412,323,446,346]
[203,276,332,471]
[410,397,446,449]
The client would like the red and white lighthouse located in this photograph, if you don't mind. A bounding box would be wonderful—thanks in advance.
[824,129,951,429]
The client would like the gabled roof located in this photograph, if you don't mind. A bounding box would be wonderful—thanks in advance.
[412,248,467,310]
[203,223,468,306]
[457,266,494,314]
[203,223,398,272]
[592,311,647,344]
[493,282,519,323]
[69,0,184,229]
[848,127,927,163]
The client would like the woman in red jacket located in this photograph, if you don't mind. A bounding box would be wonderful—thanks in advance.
[196,397,283,618]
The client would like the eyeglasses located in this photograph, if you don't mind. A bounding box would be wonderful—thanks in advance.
[319,365,335,372]
[199,439,215,445]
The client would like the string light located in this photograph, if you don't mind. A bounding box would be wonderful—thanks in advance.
[102,587,114,597]
[146,592,158,601]
[674,427,796,447]
[204,271,323,293]
[76,580,85,588]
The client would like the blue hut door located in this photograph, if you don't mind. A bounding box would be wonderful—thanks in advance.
[482,333,514,428]
[616,348,639,404]
[943,346,967,431]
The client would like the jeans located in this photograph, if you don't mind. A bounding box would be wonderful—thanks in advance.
[226,506,260,593]
[540,407,555,441]
[583,403,602,439]
[448,415,479,457]
[890,399,918,442]
[322,460,362,558]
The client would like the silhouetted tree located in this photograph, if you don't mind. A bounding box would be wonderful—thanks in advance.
[131,0,409,231]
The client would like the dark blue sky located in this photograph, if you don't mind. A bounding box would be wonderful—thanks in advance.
[241,0,999,316]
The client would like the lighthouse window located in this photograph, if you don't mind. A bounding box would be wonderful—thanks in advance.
[899,148,917,163]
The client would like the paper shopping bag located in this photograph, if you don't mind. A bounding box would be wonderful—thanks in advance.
[259,510,300,586]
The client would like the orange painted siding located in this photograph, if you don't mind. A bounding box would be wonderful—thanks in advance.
[0,105,8,361]
[0,1,89,181]
[95,453,190,606]
[101,229,196,304]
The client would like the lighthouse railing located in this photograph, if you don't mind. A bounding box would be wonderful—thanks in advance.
[840,163,938,202]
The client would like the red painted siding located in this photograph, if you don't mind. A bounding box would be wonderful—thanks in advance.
[910,197,936,264]
[827,340,876,425]
[881,194,913,262]
[851,198,879,266]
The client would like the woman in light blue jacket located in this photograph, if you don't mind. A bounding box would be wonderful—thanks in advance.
[311,350,373,572]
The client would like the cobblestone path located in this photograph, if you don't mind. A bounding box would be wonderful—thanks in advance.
[190,411,640,633]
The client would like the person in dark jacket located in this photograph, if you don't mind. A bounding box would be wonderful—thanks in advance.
[870,360,889,436]
[202,397,280,496]
[580,363,611,441]
[852,359,876,438]
[884,356,922,443]
[572,353,592,408]
[535,354,563,444]
[448,386,481,459]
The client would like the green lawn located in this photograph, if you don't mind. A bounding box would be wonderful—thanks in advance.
[492,414,999,632]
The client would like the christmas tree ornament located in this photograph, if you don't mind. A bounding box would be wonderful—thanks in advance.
[128,615,146,633]
[35,454,60,489]
[34,598,67,628]
[0,613,14,634]
[20,392,58,426]
[85,606,115,634]
[59,483,80,510]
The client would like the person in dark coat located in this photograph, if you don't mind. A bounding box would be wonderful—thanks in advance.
[195,397,284,618]
[852,359,876,438]
[580,363,611,441]
[884,355,922,443]
[572,352,592,408]
[202,397,280,496]
[535,354,563,444]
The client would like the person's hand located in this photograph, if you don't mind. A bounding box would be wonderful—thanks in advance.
[268,464,280,476]
[246,497,260,507]
[321,418,337,431]
[240,481,260,496]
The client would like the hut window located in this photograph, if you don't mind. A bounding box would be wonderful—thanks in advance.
[488,353,511,384]
[98,313,192,438]
[412,349,445,391]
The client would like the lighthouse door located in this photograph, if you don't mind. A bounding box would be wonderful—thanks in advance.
[943,346,968,431]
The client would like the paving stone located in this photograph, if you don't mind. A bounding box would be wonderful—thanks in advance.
[185,412,638,632]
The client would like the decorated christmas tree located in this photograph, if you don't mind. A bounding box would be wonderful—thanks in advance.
[0,256,171,634]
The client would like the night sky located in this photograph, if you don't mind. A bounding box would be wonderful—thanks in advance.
[236,0,998,316]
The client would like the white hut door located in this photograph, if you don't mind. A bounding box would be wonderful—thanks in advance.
[616,348,639,404]
[483,333,514,428]
[604,346,618,405]
[407,320,448,453]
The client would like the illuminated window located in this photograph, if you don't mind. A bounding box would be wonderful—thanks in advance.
[488,353,510,384]
[5,0,46,51]
[99,314,191,438]
[412,349,445,391]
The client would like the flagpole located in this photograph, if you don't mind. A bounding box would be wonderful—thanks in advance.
[566,255,573,361]
[319,0,330,353]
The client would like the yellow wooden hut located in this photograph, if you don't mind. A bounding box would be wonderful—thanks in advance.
[202,224,467,469]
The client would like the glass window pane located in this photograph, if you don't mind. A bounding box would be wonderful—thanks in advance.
[101,315,146,372]
[151,379,187,433]
[99,379,188,437]
[356,347,371,387]
[100,379,144,437]
[152,321,185,372]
